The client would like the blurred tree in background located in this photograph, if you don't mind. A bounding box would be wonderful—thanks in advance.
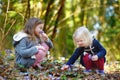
[0,0,120,61]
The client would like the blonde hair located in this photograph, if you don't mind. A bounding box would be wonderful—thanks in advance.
[73,26,93,47]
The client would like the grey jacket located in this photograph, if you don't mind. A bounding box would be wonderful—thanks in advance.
[13,31,53,68]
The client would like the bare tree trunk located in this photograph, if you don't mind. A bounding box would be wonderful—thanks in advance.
[114,0,120,18]
[24,0,30,23]
[79,0,86,26]
[71,0,76,31]
[51,0,65,40]
[44,0,54,32]
[98,0,105,41]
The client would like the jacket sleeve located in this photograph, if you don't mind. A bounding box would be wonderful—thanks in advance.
[94,39,106,58]
[15,38,38,58]
[66,48,83,65]
[45,38,53,49]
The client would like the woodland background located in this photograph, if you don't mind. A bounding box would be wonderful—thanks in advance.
[0,0,120,61]
[0,0,120,79]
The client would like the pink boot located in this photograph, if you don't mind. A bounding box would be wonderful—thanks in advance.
[33,43,49,69]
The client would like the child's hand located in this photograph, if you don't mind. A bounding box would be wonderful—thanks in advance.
[40,32,49,41]
[61,65,69,70]
[36,45,45,51]
[31,55,36,59]
[91,55,98,61]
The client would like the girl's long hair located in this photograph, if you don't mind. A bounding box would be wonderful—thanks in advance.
[73,26,93,47]
[23,17,44,41]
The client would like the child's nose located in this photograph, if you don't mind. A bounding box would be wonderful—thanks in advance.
[78,41,83,45]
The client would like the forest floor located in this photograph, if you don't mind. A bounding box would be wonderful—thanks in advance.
[0,54,120,80]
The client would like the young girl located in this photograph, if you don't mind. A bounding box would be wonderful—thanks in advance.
[31,31,50,69]
[61,26,106,76]
[13,17,53,71]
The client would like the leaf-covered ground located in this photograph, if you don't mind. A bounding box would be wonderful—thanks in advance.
[0,52,120,80]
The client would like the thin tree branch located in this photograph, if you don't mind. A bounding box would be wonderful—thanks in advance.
[0,0,10,50]
[58,5,103,25]
[2,0,10,40]
[1,20,16,42]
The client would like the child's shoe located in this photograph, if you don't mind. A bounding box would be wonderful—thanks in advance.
[83,69,92,75]
[96,70,105,76]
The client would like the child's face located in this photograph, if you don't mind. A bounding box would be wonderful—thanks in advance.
[75,38,87,47]
[34,24,44,37]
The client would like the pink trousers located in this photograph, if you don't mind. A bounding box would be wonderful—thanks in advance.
[33,43,49,68]
[83,54,104,70]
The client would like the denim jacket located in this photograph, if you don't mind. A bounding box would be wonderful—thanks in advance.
[13,31,53,68]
